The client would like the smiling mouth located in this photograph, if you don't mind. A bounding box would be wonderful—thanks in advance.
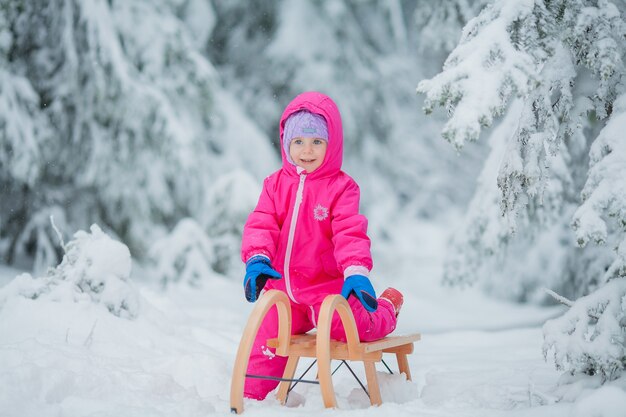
[300,159,316,163]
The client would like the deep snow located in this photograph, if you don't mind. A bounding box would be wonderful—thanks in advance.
[0,220,624,417]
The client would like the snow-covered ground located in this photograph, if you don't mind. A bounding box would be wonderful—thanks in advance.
[0,221,624,417]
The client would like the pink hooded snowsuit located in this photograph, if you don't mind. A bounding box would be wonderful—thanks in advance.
[241,92,397,400]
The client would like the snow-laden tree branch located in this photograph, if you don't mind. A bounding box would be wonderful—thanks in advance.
[418,0,624,228]
[572,93,626,282]
[543,278,626,381]
[417,0,540,149]
[420,0,626,381]
[423,0,626,291]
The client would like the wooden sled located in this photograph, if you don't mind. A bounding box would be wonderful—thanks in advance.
[230,289,420,413]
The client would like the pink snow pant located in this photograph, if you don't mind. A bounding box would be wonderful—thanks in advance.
[244,295,397,400]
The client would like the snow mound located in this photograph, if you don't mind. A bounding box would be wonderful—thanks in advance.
[0,224,138,319]
[572,385,626,417]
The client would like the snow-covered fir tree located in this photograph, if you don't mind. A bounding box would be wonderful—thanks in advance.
[418,0,626,378]
[542,91,626,381]
[1,0,488,282]
[0,0,274,276]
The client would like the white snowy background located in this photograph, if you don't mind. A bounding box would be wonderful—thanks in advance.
[1,1,625,416]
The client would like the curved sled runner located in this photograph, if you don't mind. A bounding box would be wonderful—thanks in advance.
[230,289,420,413]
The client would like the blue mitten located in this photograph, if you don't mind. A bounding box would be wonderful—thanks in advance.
[244,256,282,302]
[341,275,378,312]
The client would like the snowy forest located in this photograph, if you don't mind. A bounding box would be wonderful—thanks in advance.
[1,1,625,416]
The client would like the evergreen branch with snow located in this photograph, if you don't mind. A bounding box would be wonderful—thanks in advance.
[416,0,540,149]
[571,93,626,282]
[543,278,626,381]
[419,0,625,229]
[433,0,626,303]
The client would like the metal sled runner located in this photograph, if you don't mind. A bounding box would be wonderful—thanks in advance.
[230,290,420,413]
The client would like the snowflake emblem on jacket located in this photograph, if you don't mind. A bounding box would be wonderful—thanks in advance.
[313,204,329,221]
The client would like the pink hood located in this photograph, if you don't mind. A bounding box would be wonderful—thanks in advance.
[242,92,372,306]
[279,92,343,178]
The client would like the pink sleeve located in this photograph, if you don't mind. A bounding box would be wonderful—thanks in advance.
[241,177,280,263]
[331,179,373,276]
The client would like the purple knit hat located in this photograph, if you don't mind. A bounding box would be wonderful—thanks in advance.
[283,111,328,163]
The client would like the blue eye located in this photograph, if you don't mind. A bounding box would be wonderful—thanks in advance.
[314,139,323,145]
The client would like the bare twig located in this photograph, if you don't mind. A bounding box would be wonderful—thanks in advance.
[50,215,67,254]
[543,287,601,320]
[83,320,98,348]
[543,287,574,307]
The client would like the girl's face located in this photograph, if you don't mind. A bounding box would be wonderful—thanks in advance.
[289,137,327,173]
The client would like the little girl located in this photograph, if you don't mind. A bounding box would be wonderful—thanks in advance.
[241,91,403,400]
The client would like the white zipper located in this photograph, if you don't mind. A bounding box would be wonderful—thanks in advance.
[309,305,317,327]
[284,170,306,303]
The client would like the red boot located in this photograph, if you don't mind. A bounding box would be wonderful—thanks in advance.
[379,288,403,317]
